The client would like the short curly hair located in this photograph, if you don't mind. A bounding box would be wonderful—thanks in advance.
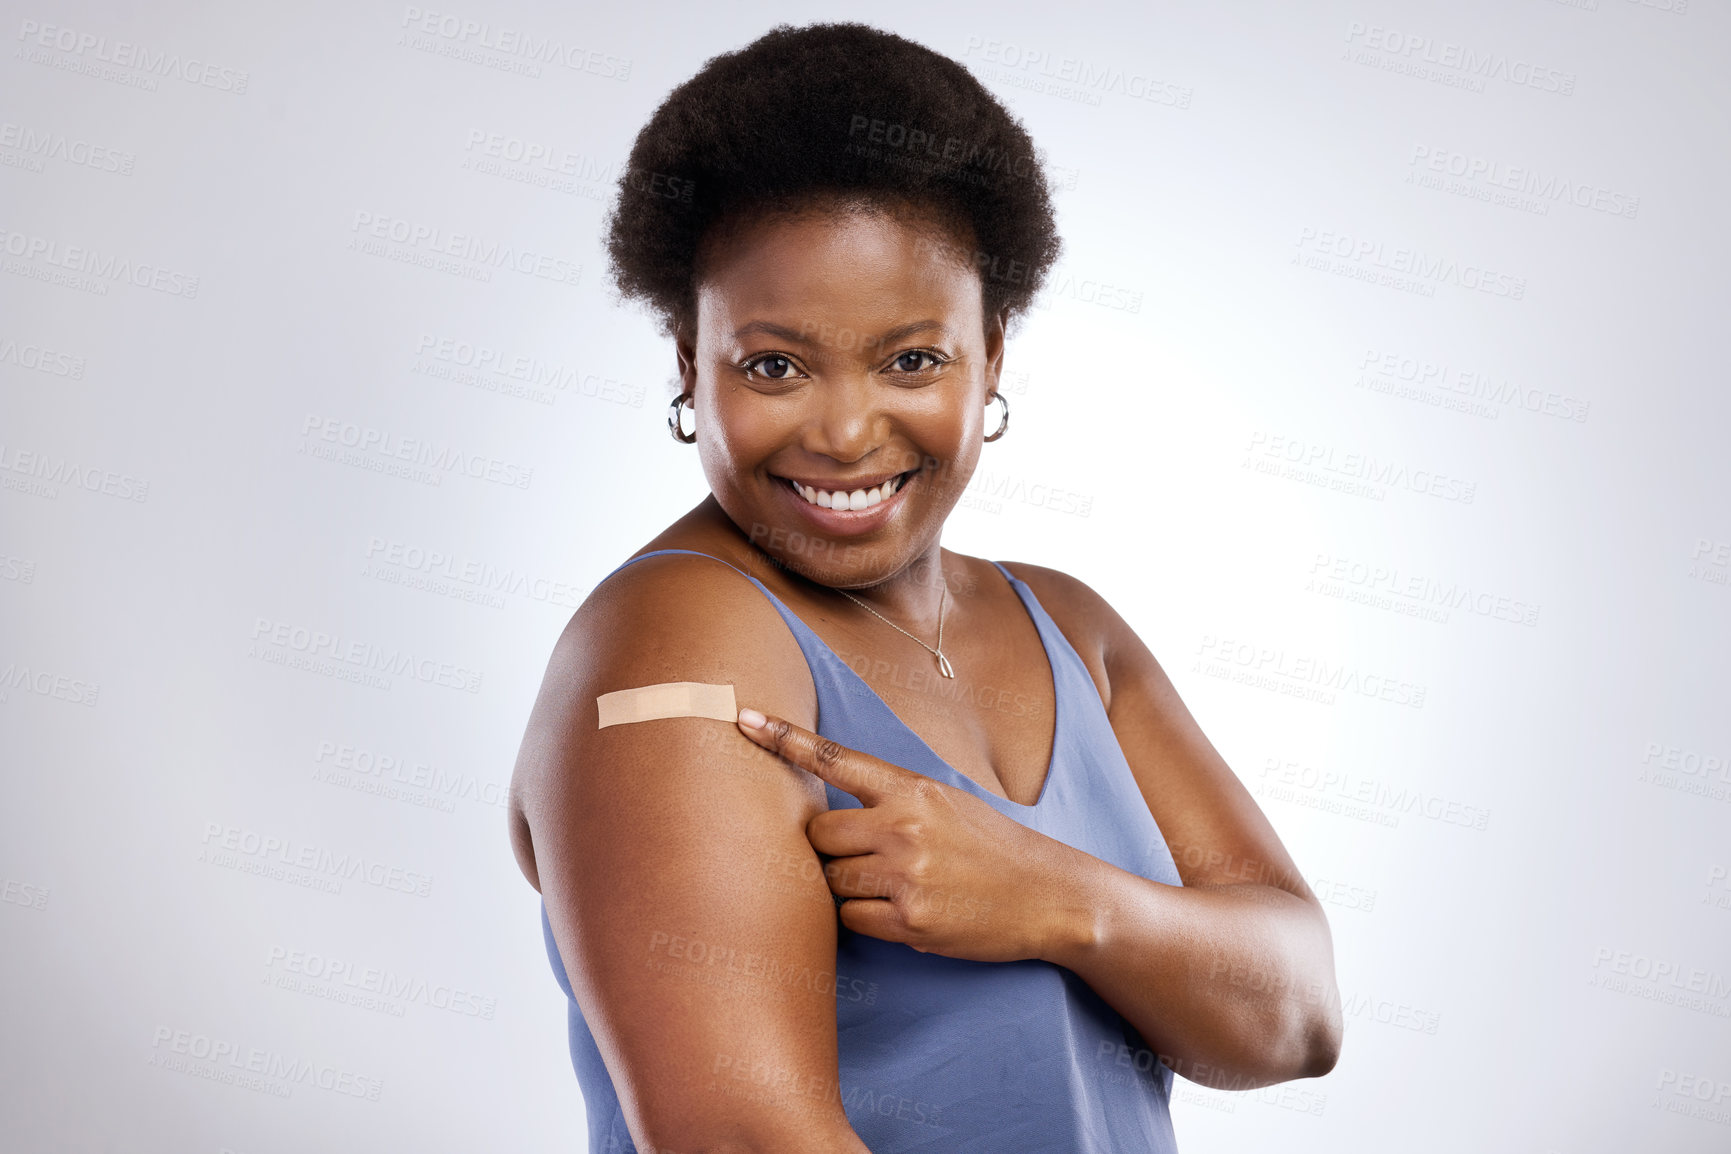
[605,22,1062,338]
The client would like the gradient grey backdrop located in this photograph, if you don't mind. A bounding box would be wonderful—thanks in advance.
[3,1,1728,1150]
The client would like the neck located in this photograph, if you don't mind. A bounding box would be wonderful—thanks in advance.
[697,496,953,629]
[837,544,950,633]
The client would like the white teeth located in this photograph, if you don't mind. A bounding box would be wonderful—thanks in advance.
[787,473,906,510]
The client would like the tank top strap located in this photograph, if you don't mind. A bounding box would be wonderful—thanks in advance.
[984,559,1098,700]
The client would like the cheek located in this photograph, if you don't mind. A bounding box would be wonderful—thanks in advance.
[905,415,980,494]
[935,439,983,497]
[699,388,779,475]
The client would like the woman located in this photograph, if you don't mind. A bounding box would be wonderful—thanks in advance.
[508,22,1341,1154]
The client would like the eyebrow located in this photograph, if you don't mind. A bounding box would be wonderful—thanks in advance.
[729,319,953,345]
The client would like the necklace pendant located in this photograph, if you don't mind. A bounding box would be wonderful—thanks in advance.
[936,651,955,679]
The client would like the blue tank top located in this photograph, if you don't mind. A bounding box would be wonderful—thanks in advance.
[540,548,1185,1153]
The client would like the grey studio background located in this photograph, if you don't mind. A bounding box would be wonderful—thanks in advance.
[2,1,1728,1151]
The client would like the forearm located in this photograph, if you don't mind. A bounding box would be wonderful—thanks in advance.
[1039,849,1343,1089]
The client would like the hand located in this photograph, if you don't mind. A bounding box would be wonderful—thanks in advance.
[735,707,1095,964]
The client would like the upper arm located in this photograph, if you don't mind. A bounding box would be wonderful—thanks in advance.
[1003,562,1317,906]
[512,555,861,1150]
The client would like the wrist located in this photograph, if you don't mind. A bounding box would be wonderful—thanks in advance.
[1033,842,1111,969]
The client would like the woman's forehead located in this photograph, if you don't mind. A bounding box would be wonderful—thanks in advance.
[694,210,985,334]
[698,197,975,270]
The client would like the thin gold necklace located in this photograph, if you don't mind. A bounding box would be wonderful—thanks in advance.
[835,581,954,678]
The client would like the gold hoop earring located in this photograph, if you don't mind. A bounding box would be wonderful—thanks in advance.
[984,392,1010,442]
[667,394,697,444]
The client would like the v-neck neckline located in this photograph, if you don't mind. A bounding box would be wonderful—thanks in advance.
[812,564,1063,811]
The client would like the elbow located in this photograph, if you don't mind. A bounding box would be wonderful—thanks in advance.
[1290,900,1343,1080]
[1259,975,1342,1083]
[1297,993,1344,1079]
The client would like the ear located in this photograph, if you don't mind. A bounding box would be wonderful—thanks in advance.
[674,326,698,394]
[983,306,1011,393]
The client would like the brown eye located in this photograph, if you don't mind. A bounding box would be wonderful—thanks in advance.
[895,351,937,372]
[756,355,792,379]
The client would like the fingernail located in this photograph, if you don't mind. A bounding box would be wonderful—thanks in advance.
[737,707,767,730]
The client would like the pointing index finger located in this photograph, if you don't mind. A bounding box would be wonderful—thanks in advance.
[737,708,907,802]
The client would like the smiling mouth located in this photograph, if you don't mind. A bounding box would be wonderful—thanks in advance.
[775,468,919,511]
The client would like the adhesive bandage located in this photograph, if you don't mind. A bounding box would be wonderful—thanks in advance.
[596,682,739,728]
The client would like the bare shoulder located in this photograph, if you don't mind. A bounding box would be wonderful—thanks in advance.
[996,558,1316,901]
[507,549,820,889]
[550,548,816,718]
[992,558,1116,620]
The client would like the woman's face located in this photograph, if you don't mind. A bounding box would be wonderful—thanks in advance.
[680,206,1004,589]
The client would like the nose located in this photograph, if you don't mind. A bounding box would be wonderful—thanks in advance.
[802,370,889,464]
